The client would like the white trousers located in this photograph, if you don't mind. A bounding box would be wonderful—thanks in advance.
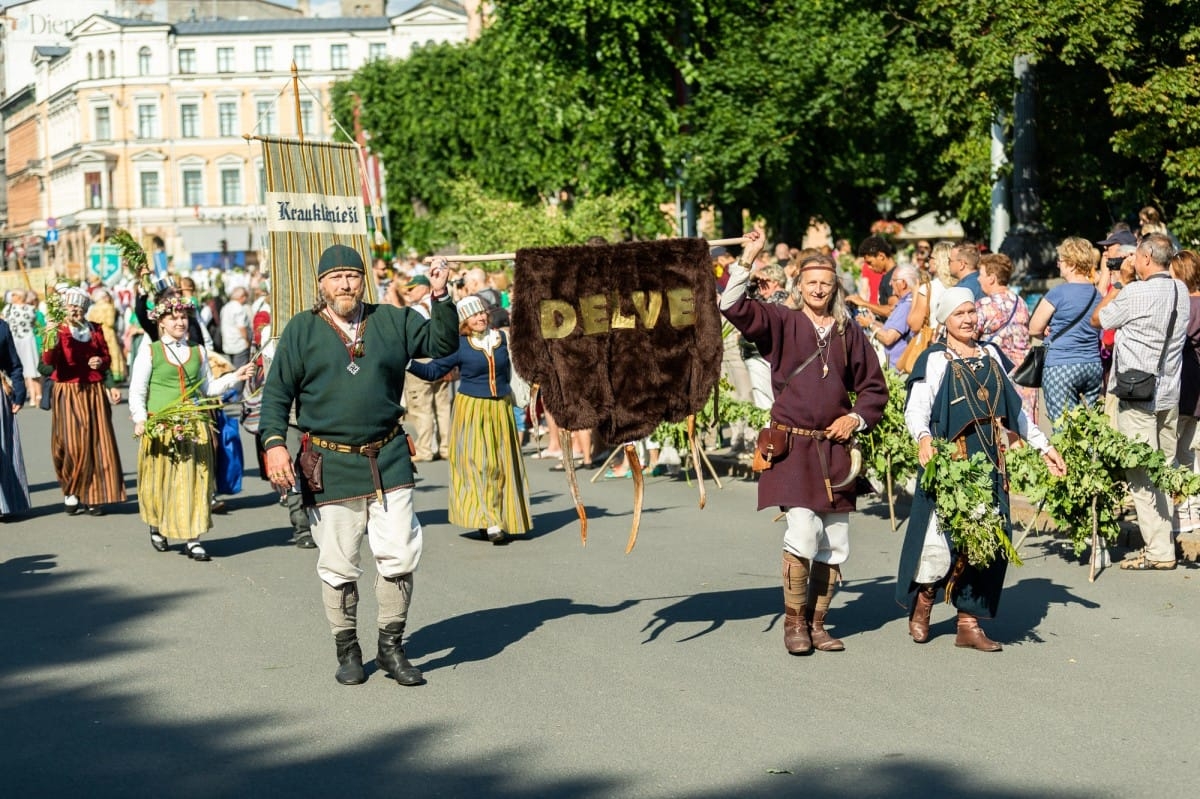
[783,508,849,565]
[310,487,423,587]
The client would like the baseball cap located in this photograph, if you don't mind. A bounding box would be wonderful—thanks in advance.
[1097,230,1137,248]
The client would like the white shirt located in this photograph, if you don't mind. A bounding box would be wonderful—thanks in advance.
[219,299,250,355]
[905,346,1050,453]
[128,334,240,424]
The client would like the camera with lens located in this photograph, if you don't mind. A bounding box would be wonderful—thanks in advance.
[1106,257,1125,271]
[450,277,466,289]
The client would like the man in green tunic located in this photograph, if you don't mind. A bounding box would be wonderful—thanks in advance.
[260,244,457,686]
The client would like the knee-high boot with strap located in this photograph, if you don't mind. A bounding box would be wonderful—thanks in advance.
[782,552,813,655]
[908,583,936,644]
[808,561,844,652]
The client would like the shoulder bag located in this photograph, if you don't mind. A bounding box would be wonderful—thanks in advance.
[897,293,934,374]
[1012,291,1096,389]
[1112,283,1179,402]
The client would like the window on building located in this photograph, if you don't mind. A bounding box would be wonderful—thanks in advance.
[369,43,387,61]
[138,47,151,76]
[85,171,103,209]
[182,169,203,206]
[87,53,94,79]
[299,100,315,137]
[111,50,116,76]
[97,51,106,79]
[254,46,272,72]
[221,169,242,206]
[180,103,199,138]
[217,47,234,73]
[255,100,277,135]
[178,48,196,74]
[137,104,159,139]
[330,43,349,70]
[140,172,162,207]
[293,44,311,70]
[94,106,111,140]
[218,101,238,137]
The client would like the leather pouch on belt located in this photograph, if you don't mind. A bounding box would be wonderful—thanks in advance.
[296,433,324,493]
[753,427,791,473]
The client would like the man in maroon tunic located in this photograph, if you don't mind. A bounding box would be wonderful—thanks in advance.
[722,231,888,655]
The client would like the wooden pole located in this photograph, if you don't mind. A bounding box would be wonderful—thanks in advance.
[424,237,750,264]
[291,62,303,142]
[887,453,897,532]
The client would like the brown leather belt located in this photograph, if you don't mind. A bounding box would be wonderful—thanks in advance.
[310,422,404,504]
[772,423,828,441]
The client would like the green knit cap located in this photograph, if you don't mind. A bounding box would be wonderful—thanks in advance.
[317,244,365,277]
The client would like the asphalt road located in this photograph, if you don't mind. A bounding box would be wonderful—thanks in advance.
[2,399,1197,798]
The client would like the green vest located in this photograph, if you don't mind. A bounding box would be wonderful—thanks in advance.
[147,341,202,414]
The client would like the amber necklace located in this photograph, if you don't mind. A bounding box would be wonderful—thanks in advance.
[322,304,367,375]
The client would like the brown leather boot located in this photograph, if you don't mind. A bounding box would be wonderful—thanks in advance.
[808,562,844,651]
[809,609,844,652]
[781,553,812,655]
[955,611,1002,652]
[908,584,936,643]
[784,607,813,655]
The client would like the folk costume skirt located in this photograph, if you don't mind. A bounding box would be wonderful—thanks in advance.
[447,394,532,535]
[0,394,30,515]
[137,424,214,540]
[50,381,127,506]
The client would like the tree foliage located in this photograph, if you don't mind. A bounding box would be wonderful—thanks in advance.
[331,0,1200,254]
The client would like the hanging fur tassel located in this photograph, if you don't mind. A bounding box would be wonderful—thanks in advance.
[624,443,645,554]
[558,428,588,546]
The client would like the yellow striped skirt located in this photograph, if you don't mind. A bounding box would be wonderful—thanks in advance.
[447,394,532,535]
[137,424,215,539]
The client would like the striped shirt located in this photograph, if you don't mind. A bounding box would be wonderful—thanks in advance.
[1098,273,1190,412]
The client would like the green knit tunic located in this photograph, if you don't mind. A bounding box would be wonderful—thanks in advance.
[259,298,459,504]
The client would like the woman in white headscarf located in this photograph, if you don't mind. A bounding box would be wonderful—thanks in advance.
[897,288,1065,652]
[40,287,126,515]
[407,295,531,544]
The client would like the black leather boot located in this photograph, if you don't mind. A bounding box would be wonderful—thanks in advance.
[334,629,366,685]
[376,624,424,686]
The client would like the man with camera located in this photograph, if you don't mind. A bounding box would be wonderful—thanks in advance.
[1092,232,1190,571]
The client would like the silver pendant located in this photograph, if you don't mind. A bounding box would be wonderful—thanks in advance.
[347,362,360,375]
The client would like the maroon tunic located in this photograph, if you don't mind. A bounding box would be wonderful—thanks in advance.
[42,323,111,384]
[724,296,888,512]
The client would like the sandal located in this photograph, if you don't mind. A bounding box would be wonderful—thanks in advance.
[1119,551,1176,571]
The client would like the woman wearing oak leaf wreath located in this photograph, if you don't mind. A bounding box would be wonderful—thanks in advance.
[721,230,889,656]
[899,288,1066,651]
[128,297,254,561]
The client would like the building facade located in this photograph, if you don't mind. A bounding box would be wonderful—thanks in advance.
[1,0,468,276]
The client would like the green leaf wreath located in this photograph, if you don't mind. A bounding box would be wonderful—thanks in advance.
[921,442,1022,569]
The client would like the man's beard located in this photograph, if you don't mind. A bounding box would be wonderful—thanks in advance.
[322,287,364,319]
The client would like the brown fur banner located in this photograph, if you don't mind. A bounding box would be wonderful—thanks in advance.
[510,238,722,443]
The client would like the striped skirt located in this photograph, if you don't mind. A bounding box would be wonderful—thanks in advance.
[137,424,214,539]
[447,394,532,535]
[50,381,127,505]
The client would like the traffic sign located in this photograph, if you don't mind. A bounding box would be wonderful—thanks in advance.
[88,244,122,285]
[45,229,59,244]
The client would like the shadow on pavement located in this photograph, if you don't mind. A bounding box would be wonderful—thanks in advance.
[410,597,637,672]
[0,553,1096,798]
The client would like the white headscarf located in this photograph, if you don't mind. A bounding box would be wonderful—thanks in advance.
[935,287,976,324]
